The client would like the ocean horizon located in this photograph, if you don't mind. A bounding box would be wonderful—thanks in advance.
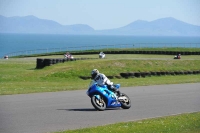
[0,33,200,57]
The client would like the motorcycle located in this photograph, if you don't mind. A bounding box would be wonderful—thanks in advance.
[99,52,105,59]
[174,54,181,59]
[86,80,131,111]
[64,54,74,59]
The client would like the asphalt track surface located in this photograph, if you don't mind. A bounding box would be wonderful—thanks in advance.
[0,83,200,133]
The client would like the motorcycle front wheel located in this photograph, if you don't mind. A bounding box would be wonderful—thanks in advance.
[119,93,131,109]
[91,95,106,111]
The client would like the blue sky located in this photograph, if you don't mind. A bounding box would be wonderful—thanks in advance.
[0,0,200,30]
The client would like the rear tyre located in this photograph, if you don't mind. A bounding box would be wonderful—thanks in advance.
[120,93,131,109]
[91,95,106,111]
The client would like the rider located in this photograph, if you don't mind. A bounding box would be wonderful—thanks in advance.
[91,69,121,96]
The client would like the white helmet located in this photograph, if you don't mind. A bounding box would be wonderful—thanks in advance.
[91,69,99,79]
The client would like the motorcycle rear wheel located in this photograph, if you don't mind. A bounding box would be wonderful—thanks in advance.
[91,95,106,111]
[120,93,131,109]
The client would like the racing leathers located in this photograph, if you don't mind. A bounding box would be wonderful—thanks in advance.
[94,73,121,96]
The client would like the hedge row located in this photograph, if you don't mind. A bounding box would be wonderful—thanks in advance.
[79,70,200,80]
[36,58,97,69]
[73,51,200,55]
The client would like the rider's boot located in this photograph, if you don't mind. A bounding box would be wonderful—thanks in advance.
[112,86,122,97]
[116,90,122,97]
[109,85,122,97]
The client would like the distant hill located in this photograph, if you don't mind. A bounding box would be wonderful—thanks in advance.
[0,15,95,34]
[97,17,200,36]
[0,15,200,36]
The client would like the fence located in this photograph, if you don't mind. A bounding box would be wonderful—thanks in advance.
[5,43,200,57]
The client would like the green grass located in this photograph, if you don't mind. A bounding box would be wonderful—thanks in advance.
[13,47,200,58]
[56,112,200,133]
[30,54,200,60]
[0,54,200,95]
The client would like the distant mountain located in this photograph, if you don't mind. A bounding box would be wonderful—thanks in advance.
[97,17,200,36]
[0,15,200,36]
[0,15,94,34]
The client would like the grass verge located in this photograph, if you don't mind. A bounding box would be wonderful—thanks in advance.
[0,54,200,95]
[55,112,200,133]
[13,47,200,58]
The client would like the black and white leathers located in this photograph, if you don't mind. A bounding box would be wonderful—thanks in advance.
[94,73,113,86]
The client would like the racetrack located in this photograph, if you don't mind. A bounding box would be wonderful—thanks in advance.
[0,83,200,133]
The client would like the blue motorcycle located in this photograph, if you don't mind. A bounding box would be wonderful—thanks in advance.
[86,80,131,111]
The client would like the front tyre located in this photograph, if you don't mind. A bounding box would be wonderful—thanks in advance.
[91,95,106,111]
[119,93,131,109]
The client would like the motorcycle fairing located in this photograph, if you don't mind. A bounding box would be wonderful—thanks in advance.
[87,83,121,108]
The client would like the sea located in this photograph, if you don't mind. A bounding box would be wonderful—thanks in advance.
[0,33,200,57]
